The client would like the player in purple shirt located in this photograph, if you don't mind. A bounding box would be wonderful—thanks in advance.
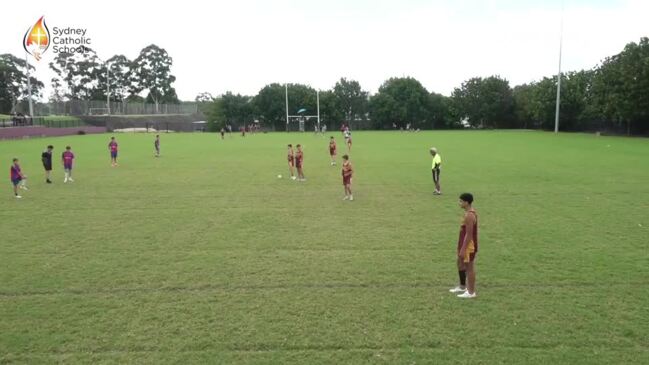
[108,136,118,167]
[10,158,28,198]
[62,146,75,183]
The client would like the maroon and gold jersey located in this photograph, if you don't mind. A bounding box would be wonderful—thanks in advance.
[295,150,303,164]
[457,209,478,252]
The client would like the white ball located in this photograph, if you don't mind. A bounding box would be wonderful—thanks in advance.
[277,174,282,179]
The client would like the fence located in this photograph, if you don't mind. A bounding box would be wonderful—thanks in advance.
[0,117,87,128]
[16,100,199,116]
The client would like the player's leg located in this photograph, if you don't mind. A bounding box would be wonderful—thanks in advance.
[450,257,467,293]
[435,169,441,194]
[433,169,440,194]
[20,177,28,190]
[13,180,21,197]
[347,182,353,201]
[67,168,74,182]
[466,260,476,295]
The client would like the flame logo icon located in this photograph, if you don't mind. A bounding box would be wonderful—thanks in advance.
[23,16,51,61]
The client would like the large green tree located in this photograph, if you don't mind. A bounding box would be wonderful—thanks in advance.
[49,47,104,101]
[253,83,287,130]
[131,44,177,112]
[591,37,649,135]
[0,53,44,114]
[333,78,368,123]
[452,76,514,128]
[369,77,431,129]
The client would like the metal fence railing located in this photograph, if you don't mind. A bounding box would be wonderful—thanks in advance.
[0,117,87,128]
[14,100,199,116]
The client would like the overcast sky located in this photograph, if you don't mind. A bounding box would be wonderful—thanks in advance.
[2,0,648,101]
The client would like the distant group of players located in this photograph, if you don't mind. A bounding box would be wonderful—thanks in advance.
[9,126,478,298]
[9,134,162,199]
[285,125,354,200]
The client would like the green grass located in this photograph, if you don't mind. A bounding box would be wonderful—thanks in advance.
[1,131,648,364]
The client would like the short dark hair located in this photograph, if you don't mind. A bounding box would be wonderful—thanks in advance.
[296,144,301,147]
[287,144,292,147]
[13,158,18,162]
[330,136,334,139]
[459,193,474,204]
[66,146,71,150]
[47,145,54,149]
[342,154,349,160]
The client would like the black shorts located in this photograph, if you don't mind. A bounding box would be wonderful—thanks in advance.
[432,168,441,183]
[43,163,52,171]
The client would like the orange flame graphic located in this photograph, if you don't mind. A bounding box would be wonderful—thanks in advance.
[23,16,50,61]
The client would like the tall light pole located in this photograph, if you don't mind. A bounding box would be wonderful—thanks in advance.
[554,0,565,134]
[25,53,34,117]
[106,62,111,115]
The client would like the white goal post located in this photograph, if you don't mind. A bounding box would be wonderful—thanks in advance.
[285,84,320,132]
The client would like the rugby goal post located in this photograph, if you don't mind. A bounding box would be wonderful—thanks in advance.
[285,84,320,132]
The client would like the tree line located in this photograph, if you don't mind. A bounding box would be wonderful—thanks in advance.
[2,37,648,135]
[0,44,179,114]
[203,37,649,135]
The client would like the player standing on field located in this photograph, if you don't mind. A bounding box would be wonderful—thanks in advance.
[449,193,479,298]
[10,158,27,198]
[41,145,53,184]
[287,144,296,180]
[295,144,305,181]
[62,146,75,183]
[342,154,353,201]
[154,135,160,157]
[344,127,352,152]
[108,137,119,167]
[430,147,442,195]
[329,136,337,166]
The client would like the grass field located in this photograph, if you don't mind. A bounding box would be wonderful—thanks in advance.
[1,131,648,364]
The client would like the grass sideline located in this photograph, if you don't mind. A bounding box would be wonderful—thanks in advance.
[1,131,648,364]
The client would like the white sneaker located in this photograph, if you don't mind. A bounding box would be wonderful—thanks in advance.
[20,186,28,190]
[349,196,354,201]
[449,286,466,293]
[457,291,476,299]
[343,196,349,200]
[291,176,297,180]
[15,195,22,199]
[68,178,74,182]
[64,179,68,183]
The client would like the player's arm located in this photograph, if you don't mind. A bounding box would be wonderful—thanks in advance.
[459,213,476,257]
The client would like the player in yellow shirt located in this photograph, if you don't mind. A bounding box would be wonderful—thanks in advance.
[430,147,442,195]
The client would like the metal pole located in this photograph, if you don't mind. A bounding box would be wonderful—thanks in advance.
[106,63,111,115]
[554,0,564,134]
[285,83,289,132]
[25,53,34,117]
[316,90,320,131]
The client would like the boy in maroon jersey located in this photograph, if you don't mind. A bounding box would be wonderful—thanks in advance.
[342,154,353,201]
[108,137,118,167]
[287,144,296,180]
[449,193,479,298]
[329,136,337,166]
[10,158,27,198]
[62,146,75,183]
[295,144,305,181]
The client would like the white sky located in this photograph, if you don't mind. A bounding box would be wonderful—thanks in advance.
[1,0,648,101]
